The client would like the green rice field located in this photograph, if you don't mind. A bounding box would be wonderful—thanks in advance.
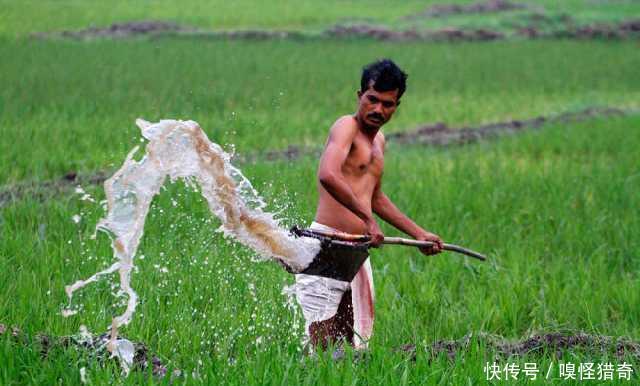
[1,0,639,384]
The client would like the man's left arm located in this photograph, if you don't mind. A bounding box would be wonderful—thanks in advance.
[371,135,443,255]
[371,186,443,255]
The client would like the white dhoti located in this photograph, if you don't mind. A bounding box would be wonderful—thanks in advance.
[294,222,375,350]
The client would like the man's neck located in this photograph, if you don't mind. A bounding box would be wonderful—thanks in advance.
[353,114,379,140]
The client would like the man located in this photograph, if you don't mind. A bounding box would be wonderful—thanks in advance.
[295,59,444,351]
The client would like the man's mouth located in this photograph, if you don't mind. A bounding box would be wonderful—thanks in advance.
[368,115,383,123]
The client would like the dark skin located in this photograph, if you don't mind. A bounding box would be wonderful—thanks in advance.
[315,81,444,256]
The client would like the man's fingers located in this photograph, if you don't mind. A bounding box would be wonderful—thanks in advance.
[418,239,443,255]
[369,233,384,247]
[431,241,442,254]
[435,239,443,251]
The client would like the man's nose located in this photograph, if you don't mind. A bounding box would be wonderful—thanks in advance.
[373,103,383,114]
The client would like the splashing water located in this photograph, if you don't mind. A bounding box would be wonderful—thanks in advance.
[64,119,320,357]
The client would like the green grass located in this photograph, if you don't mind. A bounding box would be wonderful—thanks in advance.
[0,0,432,37]
[2,0,638,39]
[2,1,640,383]
[398,0,640,35]
[1,115,639,384]
[1,38,639,184]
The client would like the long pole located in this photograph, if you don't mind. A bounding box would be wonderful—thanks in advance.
[382,237,486,261]
[294,227,487,261]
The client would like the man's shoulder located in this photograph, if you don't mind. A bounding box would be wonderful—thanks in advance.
[328,115,359,137]
[331,115,357,129]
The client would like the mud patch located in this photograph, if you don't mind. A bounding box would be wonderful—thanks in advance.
[549,19,640,39]
[321,17,640,42]
[324,24,504,42]
[386,106,626,146]
[179,30,304,41]
[31,17,640,42]
[30,21,302,41]
[510,12,574,38]
[31,20,196,40]
[512,17,640,39]
[1,323,180,379]
[5,324,637,372]
[32,20,500,42]
[398,331,640,362]
[406,0,528,19]
[0,170,109,207]
[237,145,320,164]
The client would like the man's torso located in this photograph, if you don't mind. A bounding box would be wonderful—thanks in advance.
[315,115,384,234]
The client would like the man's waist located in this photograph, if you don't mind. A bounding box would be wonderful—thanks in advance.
[313,213,367,235]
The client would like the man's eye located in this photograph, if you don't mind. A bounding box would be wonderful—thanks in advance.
[368,96,377,103]
[383,102,394,108]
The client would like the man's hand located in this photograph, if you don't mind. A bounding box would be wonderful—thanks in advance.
[415,231,443,255]
[365,217,385,247]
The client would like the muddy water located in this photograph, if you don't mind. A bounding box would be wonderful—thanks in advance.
[64,119,320,359]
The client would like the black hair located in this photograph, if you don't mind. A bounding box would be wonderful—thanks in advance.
[360,59,408,99]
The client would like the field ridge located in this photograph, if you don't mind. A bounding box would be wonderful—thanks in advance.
[0,105,633,208]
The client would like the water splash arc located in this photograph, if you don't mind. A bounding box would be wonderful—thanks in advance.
[64,119,320,343]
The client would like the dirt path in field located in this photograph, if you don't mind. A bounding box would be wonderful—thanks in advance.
[385,106,626,145]
[30,21,194,40]
[239,106,627,162]
[31,17,640,42]
[2,323,638,377]
[400,330,640,362]
[30,21,302,41]
[324,19,640,41]
[0,106,631,207]
[406,0,529,19]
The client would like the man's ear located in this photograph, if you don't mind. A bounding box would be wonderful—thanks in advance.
[357,90,363,99]
[396,99,401,107]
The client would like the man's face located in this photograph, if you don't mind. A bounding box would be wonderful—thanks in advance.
[356,83,400,130]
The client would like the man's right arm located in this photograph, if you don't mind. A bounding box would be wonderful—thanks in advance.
[317,119,383,244]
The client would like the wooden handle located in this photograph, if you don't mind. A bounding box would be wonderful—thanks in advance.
[383,237,486,261]
[297,227,486,261]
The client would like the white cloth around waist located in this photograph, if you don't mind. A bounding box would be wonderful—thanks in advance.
[294,222,352,325]
[294,221,375,350]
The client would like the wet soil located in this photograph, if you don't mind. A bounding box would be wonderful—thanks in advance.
[406,0,528,19]
[325,19,640,42]
[549,19,640,39]
[30,20,195,40]
[33,20,503,43]
[3,323,637,375]
[386,106,626,146]
[30,20,303,41]
[398,331,640,362]
[1,323,180,379]
[0,170,109,207]
[323,24,505,42]
[31,18,640,42]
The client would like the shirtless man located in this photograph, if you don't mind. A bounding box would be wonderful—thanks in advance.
[295,59,444,351]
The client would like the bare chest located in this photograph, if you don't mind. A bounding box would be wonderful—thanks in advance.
[343,135,384,178]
